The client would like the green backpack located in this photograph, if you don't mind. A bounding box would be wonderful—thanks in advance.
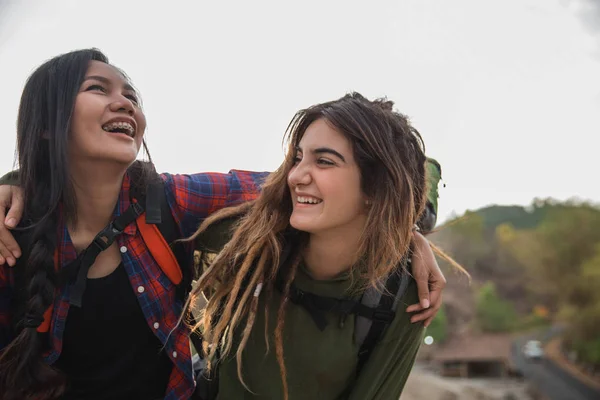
[418,157,443,233]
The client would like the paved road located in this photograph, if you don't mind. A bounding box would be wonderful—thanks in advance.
[512,328,600,400]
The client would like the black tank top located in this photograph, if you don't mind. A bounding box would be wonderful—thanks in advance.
[56,263,172,400]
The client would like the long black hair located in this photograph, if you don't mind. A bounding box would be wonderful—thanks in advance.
[0,48,150,400]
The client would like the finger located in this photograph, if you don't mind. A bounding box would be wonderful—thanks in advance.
[411,233,436,309]
[413,291,443,324]
[416,281,430,309]
[406,303,425,313]
[0,221,21,260]
[423,271,446,312]
[5,188,24,229]
[0,213,19,261]
[410,308,432,323]
[424,316,435,328]
[428,285,444,310]
[0,205,16,264]
[424,311,440,328]
[0,191,23,259]
[411,259,431,309]
[410,305,439,324]
[413,231,444,282]
[0,236,14,266]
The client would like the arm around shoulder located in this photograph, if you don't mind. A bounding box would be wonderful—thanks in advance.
[160,170,268,238]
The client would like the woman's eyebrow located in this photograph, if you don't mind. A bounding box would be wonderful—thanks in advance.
[294,145,346,162]
[83,75,135,91]
[313,147,346,163]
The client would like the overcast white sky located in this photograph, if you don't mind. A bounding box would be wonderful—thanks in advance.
[0,0,599,223]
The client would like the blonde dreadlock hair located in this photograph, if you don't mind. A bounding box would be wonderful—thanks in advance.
[184,92,430,399]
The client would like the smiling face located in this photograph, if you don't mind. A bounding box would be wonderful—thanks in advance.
[287,118,367,237]
[68,60,146,166]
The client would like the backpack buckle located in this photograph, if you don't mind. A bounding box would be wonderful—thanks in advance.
[130,201,144,216]
[372,309,395,323]
[288,285,304,304]
[92,223,121,251]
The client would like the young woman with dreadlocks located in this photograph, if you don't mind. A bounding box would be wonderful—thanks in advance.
[185,93,452,400]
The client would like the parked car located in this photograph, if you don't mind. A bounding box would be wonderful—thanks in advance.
[523,340,544,361]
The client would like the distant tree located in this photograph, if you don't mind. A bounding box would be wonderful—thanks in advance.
[441,211,489,269]
[475,281,517,332]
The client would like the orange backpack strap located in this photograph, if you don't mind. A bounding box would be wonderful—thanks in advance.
[131,179,191,297]
[37,251,60,333]
[136,214,182,285]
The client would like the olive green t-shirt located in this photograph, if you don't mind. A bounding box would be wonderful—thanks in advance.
[196,221,424,400]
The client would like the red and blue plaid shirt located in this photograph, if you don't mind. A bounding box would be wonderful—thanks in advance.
[0,169,267,400]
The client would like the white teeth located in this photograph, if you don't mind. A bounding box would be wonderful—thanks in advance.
[297,196,322,204]
[102,121,135,136]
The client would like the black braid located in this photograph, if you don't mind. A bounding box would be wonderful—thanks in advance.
[0,207,65,400]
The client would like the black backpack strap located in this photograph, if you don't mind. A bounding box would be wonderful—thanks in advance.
[355,269,404,375]
[281,278,397,334]
[276,257,410,376]
[61,201,144,307]
[284,282,359,331]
